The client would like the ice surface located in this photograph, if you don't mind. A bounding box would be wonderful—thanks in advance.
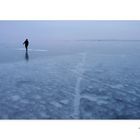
[0,41,140,119]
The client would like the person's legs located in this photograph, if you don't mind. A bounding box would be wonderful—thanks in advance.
[25,45,28,51]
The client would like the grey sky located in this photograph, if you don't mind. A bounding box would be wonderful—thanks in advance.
[0,21,140,45]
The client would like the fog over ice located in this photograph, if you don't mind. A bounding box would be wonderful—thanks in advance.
[0,21,140,47]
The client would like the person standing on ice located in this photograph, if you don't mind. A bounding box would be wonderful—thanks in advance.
[23,39,29,52]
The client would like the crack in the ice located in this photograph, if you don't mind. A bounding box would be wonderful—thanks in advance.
[73,53,86,119]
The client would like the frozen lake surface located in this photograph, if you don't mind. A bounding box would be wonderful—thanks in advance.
[0,41,140,119]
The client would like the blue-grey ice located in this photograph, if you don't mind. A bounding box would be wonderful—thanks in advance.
[0,21,140,119]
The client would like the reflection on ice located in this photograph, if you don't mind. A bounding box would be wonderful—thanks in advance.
[25,51,29,62]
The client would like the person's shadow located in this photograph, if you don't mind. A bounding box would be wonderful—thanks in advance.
[25,51,29,62]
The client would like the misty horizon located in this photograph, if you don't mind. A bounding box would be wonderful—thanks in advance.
[1,21,140,46]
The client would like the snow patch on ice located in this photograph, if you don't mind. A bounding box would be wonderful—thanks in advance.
[11,95,21,101]
[109,84,124,89]
[81,95,108,105]
[39,112,50,118]
[60,99,69,104]
[20,99,29,104]
[34,95,42,100]
[50,101,62,108]
[16,48,48,52]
